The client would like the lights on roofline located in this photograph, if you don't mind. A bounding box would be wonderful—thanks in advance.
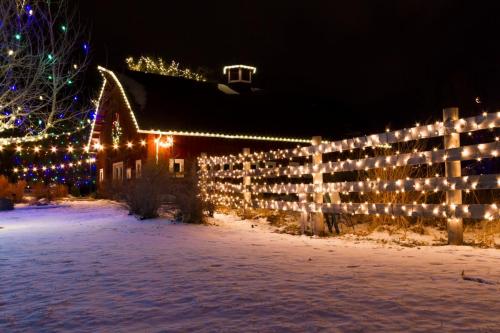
[223,65,257,75]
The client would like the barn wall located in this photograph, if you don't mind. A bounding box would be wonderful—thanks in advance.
[94,74,301,192]
[95,78,147,190]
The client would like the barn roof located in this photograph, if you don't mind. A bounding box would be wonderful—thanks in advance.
[95,66,310,143]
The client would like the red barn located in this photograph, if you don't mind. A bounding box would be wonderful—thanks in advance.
[88,65,308,187]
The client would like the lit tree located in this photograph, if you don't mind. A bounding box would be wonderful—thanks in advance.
[0,0,90,145]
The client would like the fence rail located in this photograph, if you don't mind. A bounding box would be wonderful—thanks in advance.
[203,112,499,165]
[212,174,499,194]
[198,109,499,244]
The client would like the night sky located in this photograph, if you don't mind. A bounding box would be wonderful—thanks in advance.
[79,0,500,138]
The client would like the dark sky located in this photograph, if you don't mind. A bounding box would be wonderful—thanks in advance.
[79,0,500,138]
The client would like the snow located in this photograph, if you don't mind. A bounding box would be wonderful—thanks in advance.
[217,83,239,95]
[1,200,499,332]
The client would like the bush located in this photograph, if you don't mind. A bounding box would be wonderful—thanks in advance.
[174,171,204,223]
[0,176,26,203]
[10,180,27,203]
[50,184,68,199]
[0,176,9,198]
[70,185,81,197]
[124,162,173,219]
[32,183,48,200]
[31,183,68,201]
[121,160,213,222]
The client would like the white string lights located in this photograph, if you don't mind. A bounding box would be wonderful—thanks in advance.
[208,142,498,179]
[0,139,149,155]
[126,56,207,82]
[12,157,96,174]
[198,111,500,221]
[202,112,499,167]
[0,122,91,147]
[208,174,499,195]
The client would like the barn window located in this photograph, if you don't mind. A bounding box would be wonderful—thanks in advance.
[135,160,142,178]
[229,68,239,81]
[112,162,124,181]
[169,158,184,177]
[99,168,104,182]
[241,69,251,81]
[126,168,132,180]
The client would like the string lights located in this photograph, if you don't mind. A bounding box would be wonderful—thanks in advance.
[198,111,499,221]
[0,139,149,155]
[202,112,499,167]
[0,122,91,146]
[126,56,207,82]
[208,141,498,179]
[12,157,96,174]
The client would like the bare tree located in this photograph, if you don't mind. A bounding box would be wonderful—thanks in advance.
[0,0,89,145]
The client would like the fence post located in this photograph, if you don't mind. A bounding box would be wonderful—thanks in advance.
[443,107,463,245]
[312,136,326,236]
[298,193,308,234]
[242,148,251,209]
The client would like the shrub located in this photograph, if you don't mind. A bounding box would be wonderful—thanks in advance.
[122,160,215,222]
[9,180,27,203]
[173,171,204,223]
[70,185,81,197]
[31,183,68,201]
[50,184,68,199]
[124,162,173,219]
[0,176,26,203]
[32,183,48,200]
[0,176,10,198]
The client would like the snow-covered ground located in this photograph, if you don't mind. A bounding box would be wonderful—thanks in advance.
[0,200,499,333]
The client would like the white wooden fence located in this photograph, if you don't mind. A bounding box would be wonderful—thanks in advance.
[198,109,499,244]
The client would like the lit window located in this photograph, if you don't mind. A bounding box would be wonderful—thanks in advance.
[135,160,142,178]
[112,162,124,181]
[169,158,184,177]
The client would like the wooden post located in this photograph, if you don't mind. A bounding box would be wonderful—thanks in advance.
[443,107,463,245]
[242,148,251,209]
[312,136,326,236]
[327,191,341,234]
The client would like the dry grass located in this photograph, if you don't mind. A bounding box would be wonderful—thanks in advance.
[465,219,500,248]
[351,140,445,232]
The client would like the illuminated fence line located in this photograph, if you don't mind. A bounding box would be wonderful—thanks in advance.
[211,174,499,194]
[208,141,498,179]
[254,201,498,220]
[204,112,499,166]
[198,109,499,244]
